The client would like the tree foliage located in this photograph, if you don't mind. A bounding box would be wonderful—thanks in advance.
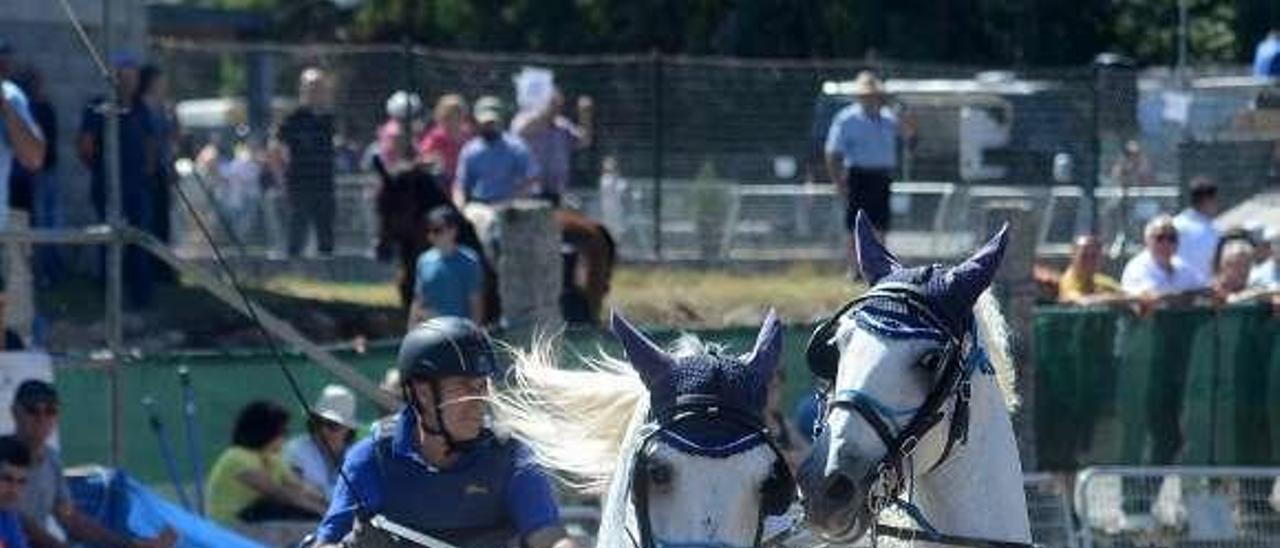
[202,0,1279,66]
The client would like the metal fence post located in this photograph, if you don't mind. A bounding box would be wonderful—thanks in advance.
[99,0,126,469]
[651,50,663,260]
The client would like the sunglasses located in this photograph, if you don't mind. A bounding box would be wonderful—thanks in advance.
[21,404,58,417]
[426,225,451,235]
[0,472,26,486]
[1154,233,1178,243]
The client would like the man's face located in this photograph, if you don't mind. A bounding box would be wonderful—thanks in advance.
[116,67,140,99]
[0,463,27,509]
[858,93,884,111]
[477,118,501,138]
[1147,229,1178,263]
[427,222,458,248]
[1217,252,1251,293]
[412,376,488,442]
[12,400,58,446]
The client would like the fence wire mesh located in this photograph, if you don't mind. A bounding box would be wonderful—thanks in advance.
[148,40,1280,268]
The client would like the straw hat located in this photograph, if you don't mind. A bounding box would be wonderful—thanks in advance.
[851,71,886,96]
[312,384,358,430]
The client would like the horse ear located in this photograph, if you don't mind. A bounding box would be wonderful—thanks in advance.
[611,310,673,387]
[854,210,901,284]
[945,223,1009,307]
[744,309,783,382]
[372,154,391,183]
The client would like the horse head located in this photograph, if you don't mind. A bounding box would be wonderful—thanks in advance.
[612,310,795,547]
[371,155,449,262]
[796,211,1008,542]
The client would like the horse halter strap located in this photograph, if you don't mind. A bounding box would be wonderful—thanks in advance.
[817,284,974,478]
[628,394,794,548]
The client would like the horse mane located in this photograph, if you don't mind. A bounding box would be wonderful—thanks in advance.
[490,337,650,492]
[974,289,1019,410]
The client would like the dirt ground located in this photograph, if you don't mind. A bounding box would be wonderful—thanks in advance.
[37,264,860,352]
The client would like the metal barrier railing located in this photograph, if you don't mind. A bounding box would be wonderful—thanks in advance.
[1075,466,1280,548]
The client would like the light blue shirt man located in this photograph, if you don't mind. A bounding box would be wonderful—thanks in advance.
[456,134,538,203]
[825,103,901,171]
[1253,31,1280,77]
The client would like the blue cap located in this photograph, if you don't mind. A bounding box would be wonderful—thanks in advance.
[110,50,141,69]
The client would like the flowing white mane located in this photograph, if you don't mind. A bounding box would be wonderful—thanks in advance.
[974,289,1019,410]
[490,337,649,492]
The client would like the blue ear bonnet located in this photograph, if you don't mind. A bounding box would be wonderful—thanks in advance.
[855,265,973,341]
[647,352,772,457]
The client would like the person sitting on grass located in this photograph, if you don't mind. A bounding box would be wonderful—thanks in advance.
[0,435,32,548]
[407,206,483,327]
[206,400,328,527]
[284,385,359,500]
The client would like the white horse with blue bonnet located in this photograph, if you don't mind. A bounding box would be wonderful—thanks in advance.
[797,212,1030,547]
[491,312,796,548]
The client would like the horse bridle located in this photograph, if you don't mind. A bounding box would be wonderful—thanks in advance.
[806,283,1037,548]
[628,394,796,548]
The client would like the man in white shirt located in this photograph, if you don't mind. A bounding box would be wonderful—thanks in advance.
[1122,215,1208,297]
[1172,177,1220,279]
[1250,226,1279,289]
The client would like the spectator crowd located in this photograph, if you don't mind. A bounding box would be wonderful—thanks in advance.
[1051,177,1280,312]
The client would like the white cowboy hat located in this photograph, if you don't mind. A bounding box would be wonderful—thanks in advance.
[312,384,359,430]
[851,71,886,96]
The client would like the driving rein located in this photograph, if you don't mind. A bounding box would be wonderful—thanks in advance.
[806,283,1037,548]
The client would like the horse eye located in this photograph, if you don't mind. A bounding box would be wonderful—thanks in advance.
[646,461,673,486]
[918,351,943,370]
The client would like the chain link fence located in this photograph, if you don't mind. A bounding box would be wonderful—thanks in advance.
[149,40,1280,269]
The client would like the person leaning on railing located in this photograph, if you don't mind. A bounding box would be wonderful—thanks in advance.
[1120,215,1211,313]
[1213,233,1280,308]
[1057,235,1129,306]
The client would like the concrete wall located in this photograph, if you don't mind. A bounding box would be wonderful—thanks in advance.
[495,201,563,331]
[2,0,147,231]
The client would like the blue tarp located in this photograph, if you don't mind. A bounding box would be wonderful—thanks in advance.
[68,468,265,548]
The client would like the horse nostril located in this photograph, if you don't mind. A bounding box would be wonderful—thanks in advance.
[823,473,855,503]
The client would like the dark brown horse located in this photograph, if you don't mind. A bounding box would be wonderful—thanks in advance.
[373,159,502,325]
[373,160,616,325]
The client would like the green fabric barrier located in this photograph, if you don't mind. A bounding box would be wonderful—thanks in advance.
[1035,304,1280,471]
[54,324,822,485]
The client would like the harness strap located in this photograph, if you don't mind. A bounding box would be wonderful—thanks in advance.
[875,525,1039,548]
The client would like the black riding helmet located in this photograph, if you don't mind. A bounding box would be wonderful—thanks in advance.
[396,317,497,453]
[397,316,496,381]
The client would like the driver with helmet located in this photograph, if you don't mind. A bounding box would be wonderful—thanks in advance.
[314,317,577,548]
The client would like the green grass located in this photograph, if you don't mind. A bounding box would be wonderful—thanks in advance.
[258,275,401,307]
[608,263,862,327]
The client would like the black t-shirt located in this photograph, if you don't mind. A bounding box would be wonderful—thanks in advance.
[278,107,334,190]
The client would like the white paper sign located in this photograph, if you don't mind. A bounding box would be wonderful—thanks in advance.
[514,66,555,113]
[1162,91,1192,124]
